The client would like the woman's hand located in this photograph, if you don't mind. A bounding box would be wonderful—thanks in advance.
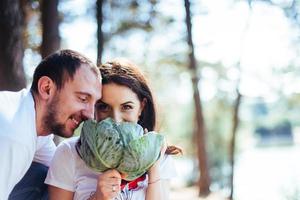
[95,169,121,200]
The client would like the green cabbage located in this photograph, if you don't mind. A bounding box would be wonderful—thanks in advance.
[78,118,164,181]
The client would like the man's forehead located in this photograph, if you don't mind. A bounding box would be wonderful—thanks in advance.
[63,69,101,92]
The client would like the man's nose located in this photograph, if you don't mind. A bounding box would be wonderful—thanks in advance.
[82,103,95,119]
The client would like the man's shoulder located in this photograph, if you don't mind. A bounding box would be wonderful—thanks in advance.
[0,89,28,102]
[0,89,36,143]
[0,89,31,116]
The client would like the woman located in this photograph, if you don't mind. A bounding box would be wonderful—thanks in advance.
[45,59,182,200]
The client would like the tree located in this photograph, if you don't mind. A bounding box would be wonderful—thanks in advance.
[96,0,104,65]
[40,0,61,145]
[184,0,211,196]
[0,0,26,91]
[97,0,157,60]
[40,0,60,58]
[228,89,241,200]
[228,2,252,198]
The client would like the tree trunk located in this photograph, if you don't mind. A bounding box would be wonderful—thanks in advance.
[40,0,61,145]
[229,91,242,200]
[184,0,211,196]
[0,0,26,91]
[40,0,60,58]
[96,0,104,65]
[228,3,251,197]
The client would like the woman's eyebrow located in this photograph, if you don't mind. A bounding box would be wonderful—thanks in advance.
[121,101,134,105]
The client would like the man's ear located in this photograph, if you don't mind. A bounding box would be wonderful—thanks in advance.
[37,76,55,100]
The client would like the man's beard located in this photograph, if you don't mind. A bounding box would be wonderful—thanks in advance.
[43,95,68,137]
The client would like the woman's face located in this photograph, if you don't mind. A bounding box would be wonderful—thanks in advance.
[95,83,144,123]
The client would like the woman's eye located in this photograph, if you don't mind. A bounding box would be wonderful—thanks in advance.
[96,103,109,112]
[122,105,132,111]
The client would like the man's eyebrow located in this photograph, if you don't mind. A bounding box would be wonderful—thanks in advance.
[75,91,91,97]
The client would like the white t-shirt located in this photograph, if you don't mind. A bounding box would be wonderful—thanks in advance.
[34,135,56,167]
[45,136,176,200]
[0,89,56,199]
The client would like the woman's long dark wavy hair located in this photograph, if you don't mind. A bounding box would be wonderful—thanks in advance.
[99,59,182,155]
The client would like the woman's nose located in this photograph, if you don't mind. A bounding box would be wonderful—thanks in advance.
[112,111,123,123]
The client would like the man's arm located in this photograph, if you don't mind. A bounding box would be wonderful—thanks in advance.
[0,138,30,199]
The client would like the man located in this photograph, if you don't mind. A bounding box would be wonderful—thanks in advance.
[0,49,102,199]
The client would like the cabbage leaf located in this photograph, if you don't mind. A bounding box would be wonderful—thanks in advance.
[78,118,164,181]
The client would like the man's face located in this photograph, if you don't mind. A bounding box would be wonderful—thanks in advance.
[43,65,102,138]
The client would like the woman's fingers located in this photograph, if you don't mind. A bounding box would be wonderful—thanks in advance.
[108,169,122,179]
[101,169,121,179]
[166,145,183,155]
[96,169,122,199]
[99,169,121,180]
[101,183,120,196]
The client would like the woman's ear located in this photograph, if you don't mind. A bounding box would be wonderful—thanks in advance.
[37,76,55,100]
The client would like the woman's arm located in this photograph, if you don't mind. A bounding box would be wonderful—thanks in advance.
[45,140,77,200]
[146,141,168,200]
[48,185,74,200]
[146,162,164,200]
[48,170,120,200]
[146,180,170,200]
